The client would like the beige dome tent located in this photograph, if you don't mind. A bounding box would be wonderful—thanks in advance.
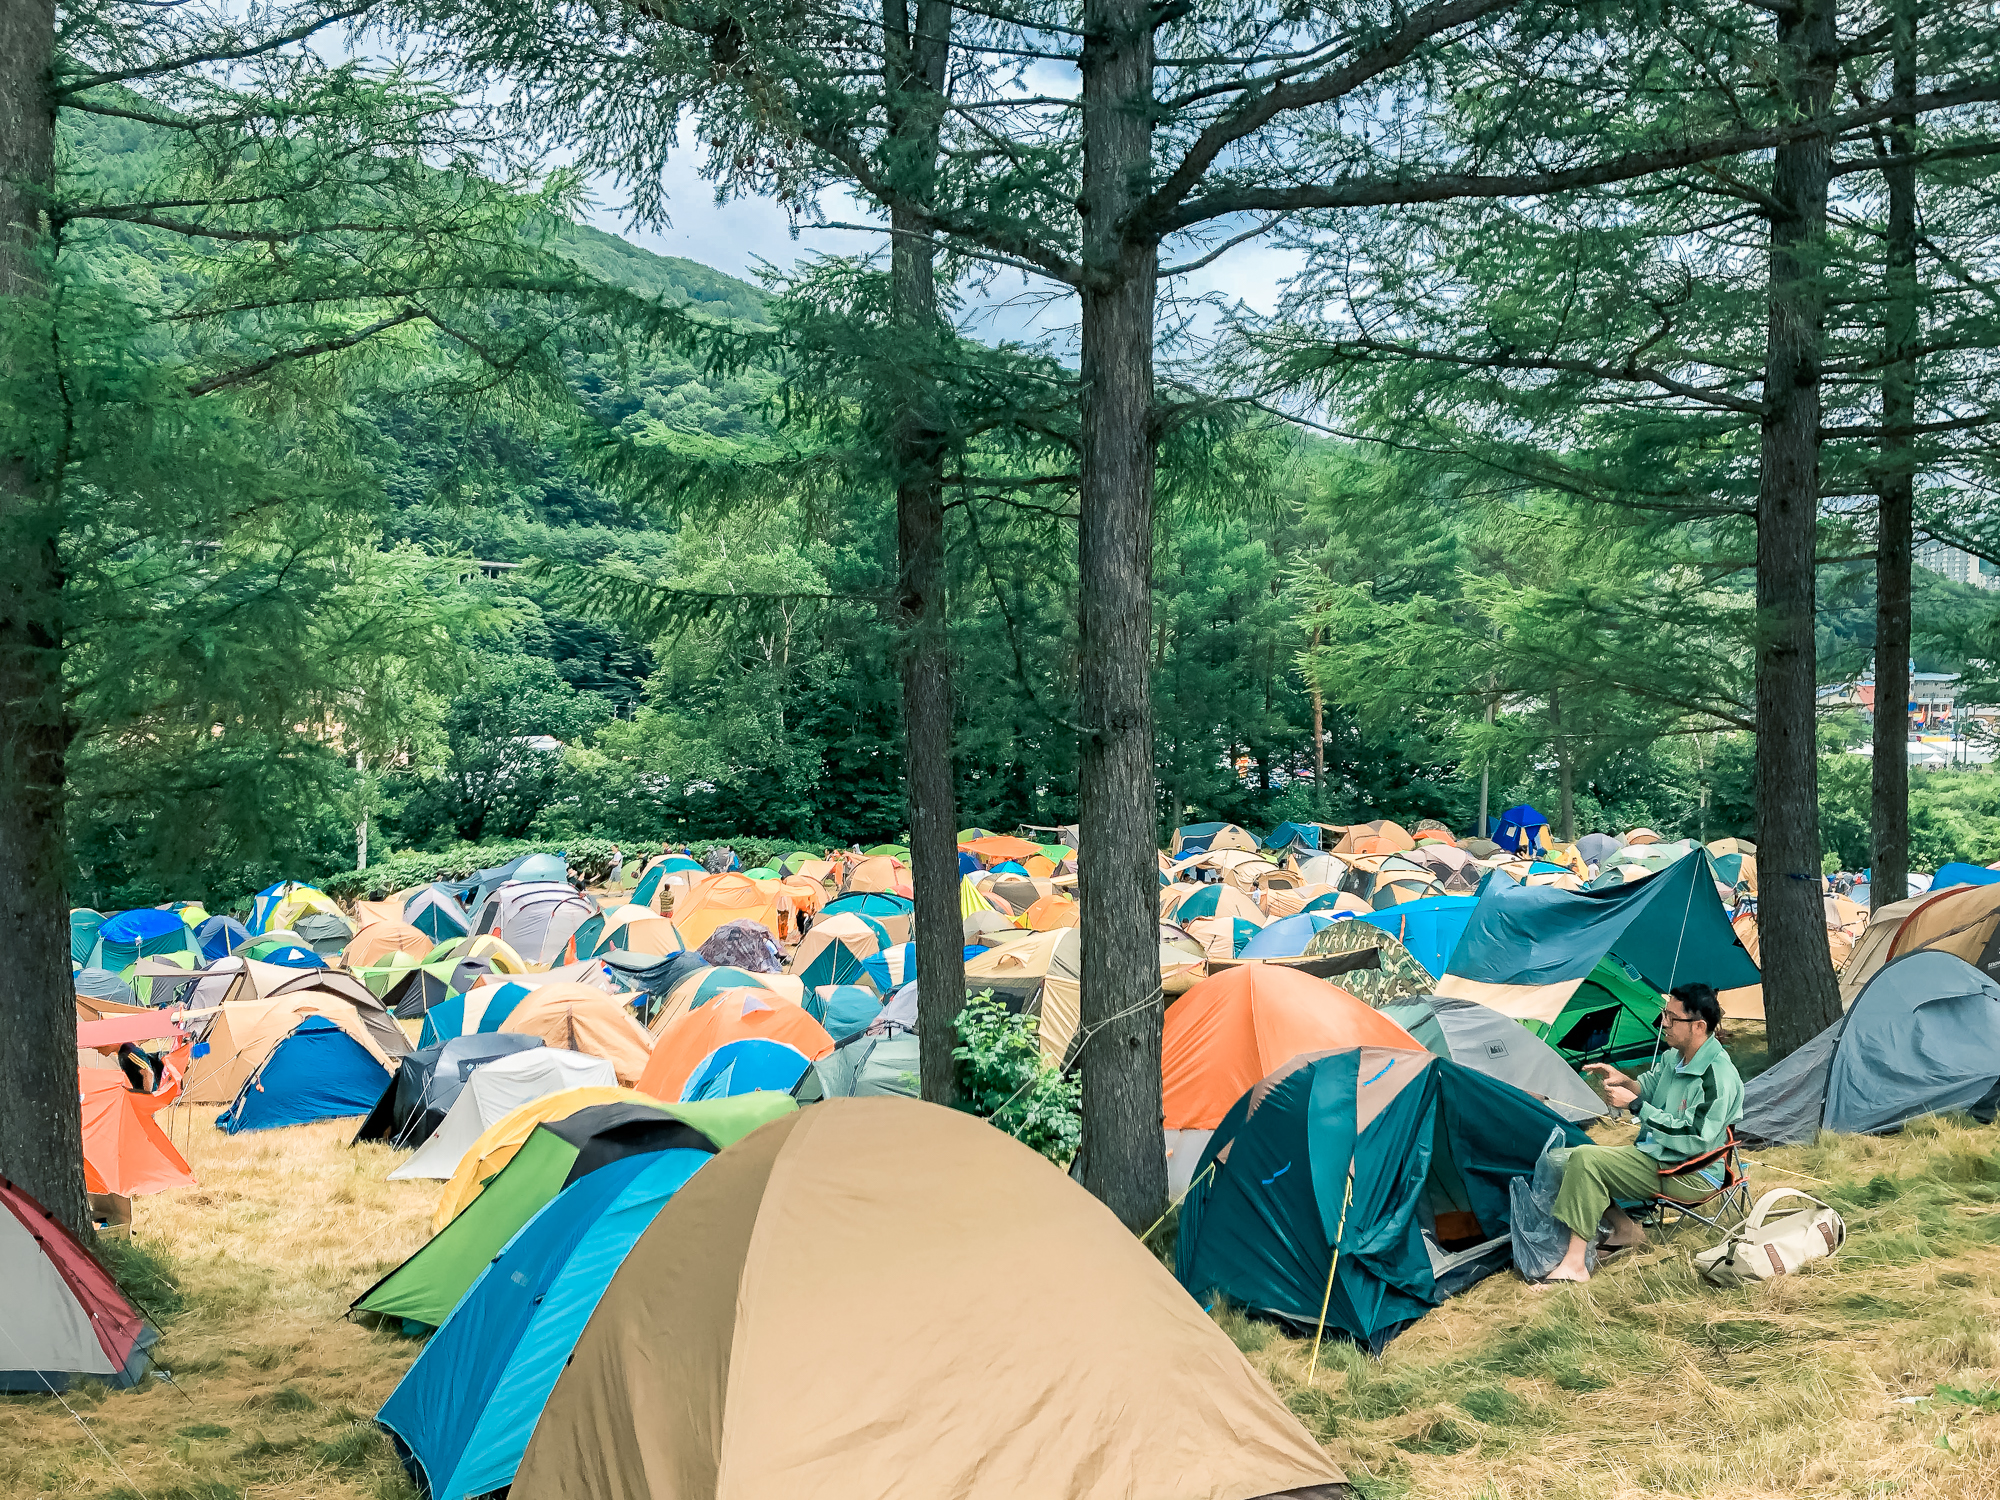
[515,1099,1340,1500]
[181,972,408,1104]
[1837,882,2000,1006]
[495,982,653,1087]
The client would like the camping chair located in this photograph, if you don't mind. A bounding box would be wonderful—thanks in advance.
[1638,1129,1750,1234]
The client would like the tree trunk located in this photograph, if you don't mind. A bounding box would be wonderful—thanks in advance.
[1755,0,1845,1060]
[1871,0,1917,915]
[884,0,964,1106]
[1551,686,1575,842]
[1074,0,1166,1231]
[1310,625,1326,816]
[0,0,89,1240]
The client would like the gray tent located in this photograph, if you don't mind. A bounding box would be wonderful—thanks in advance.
[1740,950,2000,1145]
[1574,833,1622,867]
[1380,995,1610,1123]
[73,966,137,1007]
[293,911,354,957]
[405,886,472,943]
[352,1032,544,1148]
[793,1033,921,1102]
[475,882,597,965]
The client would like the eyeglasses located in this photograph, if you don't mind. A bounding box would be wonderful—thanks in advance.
[1659,1011,1695,1028]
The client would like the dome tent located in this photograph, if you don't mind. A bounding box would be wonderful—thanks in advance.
[513,1098,1341,1500]
[354,1096,792,1331]
[1740,951,2000,1145]
[638,990,834,1102]
[387,1048,618,1182]
[1161,965,1419,1195]
[1489,804,1549,855]
[216,1016,392,1133]
[404,885,474,943]
[352,1032,546,1150]
[1379,995,1607,1122]
[0,1178,157,1391]
[377,1145,716,1500]
[1175,1048,1591,1352]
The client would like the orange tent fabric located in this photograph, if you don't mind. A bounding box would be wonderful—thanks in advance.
[344,920,434,970]
[841,857,903,894]
[80,1070,195,1197]
[1161,966,1419,1131]
[498,982,654,1087]
[1332,820,1416,857]
[779,874,825,915]
[961,835,1040,863]
[1023,894,1079,931]
[638,989,835,1102]
[671,874,785,949]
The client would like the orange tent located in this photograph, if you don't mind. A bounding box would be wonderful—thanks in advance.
[841,856,903,894]
[498,982,654,1087]
[1160,966,1418,1194]
[779,874,825,915]
[1331,820,1416,857]
[344,920,434,970]
[80,1071,195,1198]
[1023,894,1079,931]
[961,834,1041,863]
[638,989,835,1102]
[671,873,785,949]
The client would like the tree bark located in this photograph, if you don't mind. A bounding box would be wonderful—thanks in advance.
[1870,0,1917,915]
[0,0,89,1240]
[1074,0,1166,1231]
[884,0,964,1106]
[1756,0,1845,1059]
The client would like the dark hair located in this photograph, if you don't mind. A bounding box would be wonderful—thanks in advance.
[1669,982,1723,1036]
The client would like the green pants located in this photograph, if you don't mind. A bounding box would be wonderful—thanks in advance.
[1551,1144,1715,1241]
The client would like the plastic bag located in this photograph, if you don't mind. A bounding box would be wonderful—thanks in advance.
[1509,1127,1595,1282]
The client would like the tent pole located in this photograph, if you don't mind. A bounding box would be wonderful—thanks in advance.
[1305,1163,1356,1385]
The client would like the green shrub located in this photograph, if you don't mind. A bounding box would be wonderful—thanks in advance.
[952,991,1081,1166]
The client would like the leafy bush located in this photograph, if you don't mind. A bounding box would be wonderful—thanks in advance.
[952,991,1081,1166]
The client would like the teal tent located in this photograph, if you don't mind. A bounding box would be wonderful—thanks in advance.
[1175,1048,1590,1351]
[1435,851,1758,1035]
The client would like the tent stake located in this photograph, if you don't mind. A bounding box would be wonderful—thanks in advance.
[1305,1163,1356,1385]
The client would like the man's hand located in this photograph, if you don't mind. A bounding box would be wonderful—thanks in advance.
[1582,1062,1639,1111]
[1603,1082,1638,1109]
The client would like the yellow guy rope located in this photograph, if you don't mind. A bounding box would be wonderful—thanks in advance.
[1306,1160,1357,1386]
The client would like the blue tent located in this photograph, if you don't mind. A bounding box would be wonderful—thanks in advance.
[1354,895,1477,979]
[805,986,883,1042]
[1238,913,1337,958]
[418,982,534,1048]
[680,1039,815,1101]
[246,881,292,936]
[823,893,913,921]
[70,910,104,965]
[1265,822,1321,854]
[1490,805,1549,855]
[991,861,1030,877]
[957,851,980,876]
[796,939,869,992]
[1172,822,1232,856]
[861,943,916,994]
[1437,851,1758,1024]
[217,1018,390,1133]
[378,1147,709,1500]
[196,914,249,963]
[250,943,326,970]
[1931,861,2000,890]
[1175,1048,1590,1351]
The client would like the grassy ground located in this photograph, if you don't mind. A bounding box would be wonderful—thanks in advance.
[2,1116,434,1500]
[10,1036,2000,1500]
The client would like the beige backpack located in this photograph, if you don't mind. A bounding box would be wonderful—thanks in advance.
[1694,1188,1845,1284]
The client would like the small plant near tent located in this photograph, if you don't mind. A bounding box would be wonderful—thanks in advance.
[952,992,1081,1166]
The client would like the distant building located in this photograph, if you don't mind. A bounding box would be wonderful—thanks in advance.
[1916,539,1998,590]
[1821,670,2000,737]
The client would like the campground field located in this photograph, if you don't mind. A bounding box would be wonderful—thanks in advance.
[9,1032,2000,1500]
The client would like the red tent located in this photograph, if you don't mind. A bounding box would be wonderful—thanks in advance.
[0,1177,156,1390]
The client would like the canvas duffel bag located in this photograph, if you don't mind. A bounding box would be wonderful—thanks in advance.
[1694,1188,1845,1285]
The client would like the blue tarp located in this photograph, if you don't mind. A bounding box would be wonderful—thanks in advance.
[378,1148,709,1500]
[1356,895,1479,979]
[1932,862,2000,890]
[217,1019,389,1133]
[1440,852,1758,1014]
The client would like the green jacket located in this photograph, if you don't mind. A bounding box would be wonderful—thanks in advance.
[1632,1036,1743,1166]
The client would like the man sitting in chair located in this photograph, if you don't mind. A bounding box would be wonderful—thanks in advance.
[1539,982,1743,1285]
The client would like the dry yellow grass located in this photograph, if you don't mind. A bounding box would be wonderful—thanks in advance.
[1,1114,436,1500]
[8,1074,2000,1500]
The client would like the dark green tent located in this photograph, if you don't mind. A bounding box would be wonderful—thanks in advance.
[1175,1047,1588,1351]
[1529,955,1671,1068]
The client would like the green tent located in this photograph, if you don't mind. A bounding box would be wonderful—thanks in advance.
[863,844,910,859]
[1175,1048,1589,1351]
[351,1095,794,1331]
[1523,954,1670,1068]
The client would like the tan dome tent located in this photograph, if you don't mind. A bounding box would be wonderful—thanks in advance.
[1332,819,1415,856]
[181,972,408,1104]
[1838,881,2000,1006]
[840,855,903,894]
[495,982,653,1087]
[344,919,434,971]
[514,1099,1341,1500]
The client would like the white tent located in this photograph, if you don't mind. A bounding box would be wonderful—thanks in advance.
[1,1179,154,1391]
[387,1047,617,1180]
